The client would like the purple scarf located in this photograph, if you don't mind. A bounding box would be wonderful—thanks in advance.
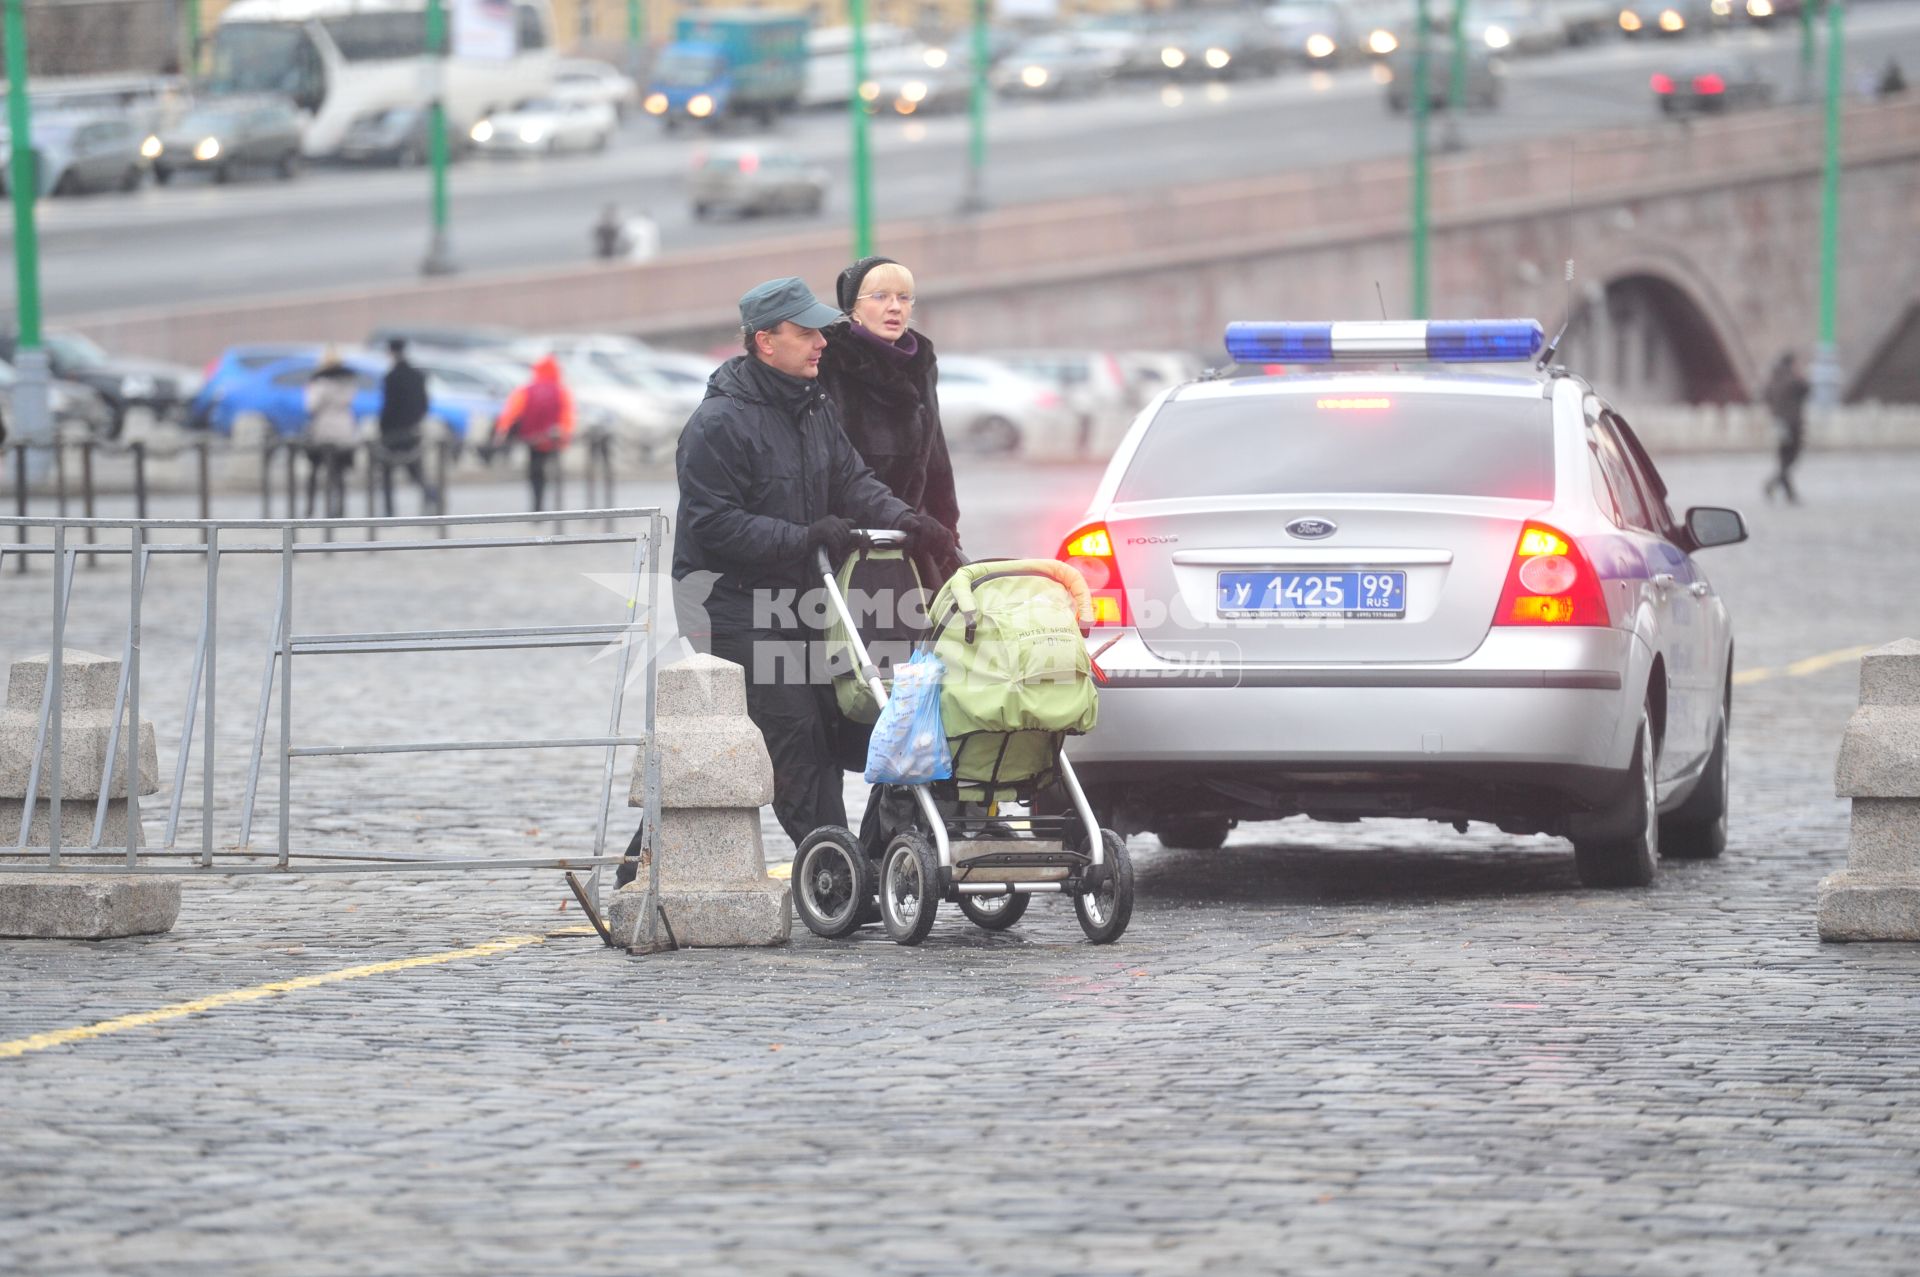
[850,321,919,364]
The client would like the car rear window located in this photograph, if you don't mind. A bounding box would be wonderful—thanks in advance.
[1115,391,1555,502]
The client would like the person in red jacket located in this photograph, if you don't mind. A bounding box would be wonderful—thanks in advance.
[491,355,575,511]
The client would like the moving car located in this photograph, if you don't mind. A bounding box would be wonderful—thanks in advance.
[1059,319,1747,888]
[1471,0,1568,54]
[1155,19,1289,79]
[0,331,202,436]
[151,96,303,184]
[0,111,146,196]
[991,35,1119,99]
[689,144,827,219]
[470,97,616,154]
[1652,58,1773,114]
[337,104,439,166]
[1708,0,1801,26]
[1262,2,1361,64]
[936,355,1079,456]
[551,58,640,118]
[1384,39,1503,111]
[1618,0,1710,36]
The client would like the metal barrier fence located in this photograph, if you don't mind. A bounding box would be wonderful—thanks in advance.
[0,508,664,905]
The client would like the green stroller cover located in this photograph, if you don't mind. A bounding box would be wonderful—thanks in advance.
[826,544,929,724]
[927,559,1099,792]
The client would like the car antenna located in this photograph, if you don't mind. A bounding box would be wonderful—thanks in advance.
[1374,281,1399,372]
[1537,257,1576,370]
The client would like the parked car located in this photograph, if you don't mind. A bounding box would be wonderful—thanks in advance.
[991,35,1119,99]
[0,330,201,436]
[0,110,146,196]
[689,144,828,219]
[151,96,302,184]
[1059,318,1747,890]
[189,345,482,441]
[337,104,440,167]
[1117,351,1206,408]
[365,325,524,356]
[976,348,1136,457]
[1385,39,1504,111]
[936,356,1079,456]
[1652,57,1774,114]
[551,58,641,119]
[471,97,617,155]
[519,333,709,423]
[0,358,118,439]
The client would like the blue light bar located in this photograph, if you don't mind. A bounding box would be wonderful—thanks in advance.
[1225,320,1545,365]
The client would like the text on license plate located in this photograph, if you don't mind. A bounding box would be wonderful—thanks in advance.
[1216,570,1407,618]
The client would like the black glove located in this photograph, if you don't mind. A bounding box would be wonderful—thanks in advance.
[899,512,958,562]
[806,516,862,562]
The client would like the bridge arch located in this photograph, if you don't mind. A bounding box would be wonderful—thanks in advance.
[1555,251,1754,405]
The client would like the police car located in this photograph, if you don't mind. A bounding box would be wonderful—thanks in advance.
[1058,320,1748,888]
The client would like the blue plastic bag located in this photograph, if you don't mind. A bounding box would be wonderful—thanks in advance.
[864,651,953,785]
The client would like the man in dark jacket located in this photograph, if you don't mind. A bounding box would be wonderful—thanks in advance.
[378,340,440,515]
[674,276,956,844]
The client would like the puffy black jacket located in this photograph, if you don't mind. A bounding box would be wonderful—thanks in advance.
[380,360,430,443]
[815,321,959,539]
[674,355,912,634]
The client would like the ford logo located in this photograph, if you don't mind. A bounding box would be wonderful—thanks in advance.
[1286,518,1338,540]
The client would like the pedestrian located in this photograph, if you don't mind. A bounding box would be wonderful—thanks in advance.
[1762,351,1810,505]
[377,339,440,516]
[671,276,956,849]
[302,346,359,519]
[491,355,574,511]
[592,203,628,260]
[1879,58,1907,99]
[815,254,963,585]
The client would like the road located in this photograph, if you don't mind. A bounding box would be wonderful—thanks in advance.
[4,450,1920,1272]
[8,4,1920,318]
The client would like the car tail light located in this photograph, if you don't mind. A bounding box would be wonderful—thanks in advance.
[1493,522,1609,627]
[1693,72,1725,95]
[1650,73,1674,93]
[1034,388,1062,408]
[738,151,760,174]
[1060,522,1130,627]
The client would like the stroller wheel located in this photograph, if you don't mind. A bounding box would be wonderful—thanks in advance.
[880,830,942,946]
[793,826,874,939]
[957,891,1031,931]
[1073,830,1135,945]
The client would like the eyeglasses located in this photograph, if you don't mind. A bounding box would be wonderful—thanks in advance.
[857,290,915,308]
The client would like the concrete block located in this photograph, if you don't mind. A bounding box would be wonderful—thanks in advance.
[650,809,772,889]
[0,874,181,939]
[1841,798,1920,876]
[1859,638,1920,707]
[1,651,160,802]
[607,880,791,952]
[655,653,749,719]
[1833,706,1920,799]
[628,719,774,810]
[1,799,145,850]
[5,651,122,715]
[1816,871,1920,942]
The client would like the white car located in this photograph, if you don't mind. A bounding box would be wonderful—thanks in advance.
[937,355,1081,457]
[469,98,616,155]
[977,348,1137,458]
[1060,319,1747,889]
[551,58,641,119]
[523,333,711,428]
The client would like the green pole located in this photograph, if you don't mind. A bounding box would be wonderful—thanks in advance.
[1411,0,1431,318]
[849,0,873,258]
[4,0,51,454]
[1447,0,1467,115]
[961,0,988,212]
[184,0,202,82]
[1811,0,1844,406]
[626,0,644,81]
[421,0,456,275]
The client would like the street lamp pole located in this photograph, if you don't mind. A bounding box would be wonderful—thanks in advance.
[421,0,456,276]
[4,0,51,459]
[960,0,988,213]
[1442,0,1467,151]
[849,0,874,258]
[1810,0,1845,408]
[1411,0,1431,318]
[184,0,202,82]
[626,0,644,82]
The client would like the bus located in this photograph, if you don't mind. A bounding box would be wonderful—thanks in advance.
[206,0,559,157]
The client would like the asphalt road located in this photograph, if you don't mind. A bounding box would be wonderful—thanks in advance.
[9,3,1920,319]
[4,449,1919,1273]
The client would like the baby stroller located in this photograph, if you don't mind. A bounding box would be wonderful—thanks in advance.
[790,530,1135,946]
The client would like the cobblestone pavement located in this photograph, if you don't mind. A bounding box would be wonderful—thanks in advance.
[4,452,1919,1276]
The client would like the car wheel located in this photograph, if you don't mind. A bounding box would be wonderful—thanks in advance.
[153,165,173,185]
[120,165,142,192]
[792,825,875,939]
[1154,815,1231,851]
[51,169,76,197]
[957,891,1031,930]
[1661,687,1729,860]
[967,415,1021,454]
[1573,705,1659,888]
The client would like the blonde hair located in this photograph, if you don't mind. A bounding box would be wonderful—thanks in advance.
[856,262,915,300]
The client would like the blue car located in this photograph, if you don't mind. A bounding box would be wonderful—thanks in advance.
[189,345,493,441]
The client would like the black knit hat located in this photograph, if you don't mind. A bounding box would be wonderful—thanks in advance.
[835,255,898,312]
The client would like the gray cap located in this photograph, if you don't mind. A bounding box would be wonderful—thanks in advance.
[739,276,842,335]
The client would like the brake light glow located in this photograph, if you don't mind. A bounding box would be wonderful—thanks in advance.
[1650,73,1674,93]
[1060,523,1129,626]
[1225,319,1544,365]
[1692,73,1725,95]
[1494,521,1610,627]
[738,151,760,173]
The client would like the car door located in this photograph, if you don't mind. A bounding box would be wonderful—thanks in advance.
[1591,409,1705,781]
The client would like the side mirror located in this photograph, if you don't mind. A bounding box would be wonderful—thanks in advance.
[1686,506,1747,550]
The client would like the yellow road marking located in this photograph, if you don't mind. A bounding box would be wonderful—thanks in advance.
[768,862,791,880]
[1734,643,1876,687]
[2,932,551,1060]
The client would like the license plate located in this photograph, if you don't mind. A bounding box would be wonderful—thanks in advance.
[1216,570,1407,619]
